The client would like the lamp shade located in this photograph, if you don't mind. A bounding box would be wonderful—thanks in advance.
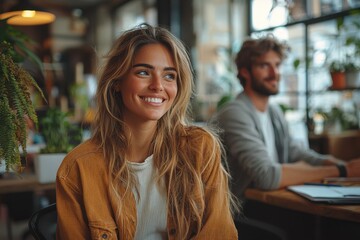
[0,0,55,25]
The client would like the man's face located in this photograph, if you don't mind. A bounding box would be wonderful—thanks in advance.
[248,50,282,96]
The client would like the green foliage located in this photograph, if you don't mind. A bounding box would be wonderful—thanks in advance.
[333,13,360,73]
[217,94,233,110]
[70,82,89,112]
[344,62,360,72]
[292,58,301,70]
[343,16,360,72]
[0,19,45,171]
[0,18,42,67]
[40,108,82,154]
[279,103,294,114]
[315,106,358,131]
[329,60,346,72]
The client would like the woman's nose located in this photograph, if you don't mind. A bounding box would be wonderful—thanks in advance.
[149,74,164,91]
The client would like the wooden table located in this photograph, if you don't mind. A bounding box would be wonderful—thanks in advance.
[245,188,360,223]
[244,188,360,240]
[0,174,56,195]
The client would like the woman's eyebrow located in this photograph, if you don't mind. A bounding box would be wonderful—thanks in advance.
[133,63,154,69]
[164,67,177,72]
[133,63,176,72]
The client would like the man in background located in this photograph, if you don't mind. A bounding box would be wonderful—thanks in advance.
[210,35,360,202]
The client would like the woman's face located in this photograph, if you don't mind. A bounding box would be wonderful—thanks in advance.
[118,43,178,125]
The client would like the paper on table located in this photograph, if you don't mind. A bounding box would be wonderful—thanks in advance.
[336,187,360,197]
[287,185,360,204]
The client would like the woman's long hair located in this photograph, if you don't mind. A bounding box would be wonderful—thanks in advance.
[91,23,234,238]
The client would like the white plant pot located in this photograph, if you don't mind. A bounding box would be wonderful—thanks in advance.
[34,153,66,183]
[346,71,360,88]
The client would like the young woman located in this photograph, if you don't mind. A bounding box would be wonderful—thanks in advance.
[56,23,238,240]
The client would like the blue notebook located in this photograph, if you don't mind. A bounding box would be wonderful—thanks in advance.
[287,185,360,204]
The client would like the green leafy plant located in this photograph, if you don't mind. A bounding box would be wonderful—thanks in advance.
[344,62,360,72]
[333,13,360,73]
[344,14,360,56]
[315,106,358,132]
[0,19,45,171]
[40,108,82,153]
[329,60,346,72]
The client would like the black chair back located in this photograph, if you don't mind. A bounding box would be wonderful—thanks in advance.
[28,203,57,240]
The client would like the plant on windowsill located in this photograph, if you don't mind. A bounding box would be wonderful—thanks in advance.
[0,19,45,172]
[315,106,359,134]
[35,107,82,183]
[328,60,346,90]
[337,11,360,88]
[343,16,360,88]
[344,62,360,88]
[329,13,360,89]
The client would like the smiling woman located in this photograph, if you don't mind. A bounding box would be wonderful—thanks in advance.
[55,23,238,240]
[116,43,178,125]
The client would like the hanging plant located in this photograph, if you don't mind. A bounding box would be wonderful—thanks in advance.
[0,18,45,171]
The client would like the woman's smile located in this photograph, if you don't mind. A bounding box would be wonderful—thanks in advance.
[118,43,178,123]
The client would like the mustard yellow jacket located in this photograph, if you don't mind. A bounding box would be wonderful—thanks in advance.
[56,127,238,240]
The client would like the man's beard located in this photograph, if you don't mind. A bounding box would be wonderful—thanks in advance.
[251,75,279,96]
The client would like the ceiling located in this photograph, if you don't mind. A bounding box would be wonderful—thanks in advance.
[35,0,112,8]
[1,0,123,12]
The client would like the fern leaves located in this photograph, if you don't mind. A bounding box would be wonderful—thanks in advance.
[0,19,45,172]
[0,43,41,171]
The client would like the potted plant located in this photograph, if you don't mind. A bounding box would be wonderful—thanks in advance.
[340,15,360,88]
[0,19,45,172]
[328,60,346,89]
[34,107,82,183]
[315,106,358,134]
[344,62,360,88]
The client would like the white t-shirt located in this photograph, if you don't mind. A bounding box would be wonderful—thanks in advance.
[128,155,167,240]
[256,110,279,162]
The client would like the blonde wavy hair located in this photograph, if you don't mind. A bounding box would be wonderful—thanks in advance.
[91,23,235,238]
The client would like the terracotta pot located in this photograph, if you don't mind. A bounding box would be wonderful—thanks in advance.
[330,71,346,89]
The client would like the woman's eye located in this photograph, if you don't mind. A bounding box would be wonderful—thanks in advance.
[136,70,149,76]
[164,73,176,81]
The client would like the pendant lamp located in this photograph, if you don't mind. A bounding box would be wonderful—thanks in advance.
[0,0,55,25]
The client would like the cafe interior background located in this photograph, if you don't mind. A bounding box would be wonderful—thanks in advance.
[0,0,360,239]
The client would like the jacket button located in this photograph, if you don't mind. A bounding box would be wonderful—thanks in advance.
[169,229,176,235]
[101,233,108,239]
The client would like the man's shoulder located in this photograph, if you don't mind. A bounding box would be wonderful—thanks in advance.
[218,94,248,112]
[215,95,252,118]
[209,99,254,132]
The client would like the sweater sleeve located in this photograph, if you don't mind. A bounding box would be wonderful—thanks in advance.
[288,137,330,165]
[211,101,282,192]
